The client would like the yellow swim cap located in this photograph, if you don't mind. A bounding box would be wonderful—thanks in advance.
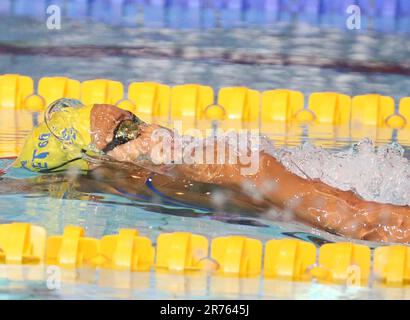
[15,100,94,172]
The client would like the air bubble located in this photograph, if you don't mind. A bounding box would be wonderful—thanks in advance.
[268,138,410,206]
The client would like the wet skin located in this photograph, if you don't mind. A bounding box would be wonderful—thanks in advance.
[6,104,410,243]
[92,105,410,244]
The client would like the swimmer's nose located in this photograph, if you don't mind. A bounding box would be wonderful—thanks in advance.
[102,114,146,153]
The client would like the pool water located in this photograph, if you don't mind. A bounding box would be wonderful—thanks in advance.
[1,7,410,299]
[0,15,409,100]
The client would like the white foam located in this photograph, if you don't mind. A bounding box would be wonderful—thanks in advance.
[268,138,410,206]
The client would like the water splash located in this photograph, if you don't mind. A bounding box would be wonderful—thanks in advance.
[270,138,410,206]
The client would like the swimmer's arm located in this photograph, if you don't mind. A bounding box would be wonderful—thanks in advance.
[178,152,410,243]
[253,153,410,242]
[107,126,410,242]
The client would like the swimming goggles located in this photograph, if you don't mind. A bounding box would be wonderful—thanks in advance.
[102,115,145,153]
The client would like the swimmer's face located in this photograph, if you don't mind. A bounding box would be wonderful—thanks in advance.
[90,104,145,152]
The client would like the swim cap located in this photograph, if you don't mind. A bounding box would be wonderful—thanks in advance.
[15,99,94,172]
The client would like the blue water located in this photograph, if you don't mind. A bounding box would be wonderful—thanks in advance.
[1,155,358,300]
[0,13,409,100]
[0,4,410,299]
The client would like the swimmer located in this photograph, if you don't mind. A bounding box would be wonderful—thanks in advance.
[15,100,410,243]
